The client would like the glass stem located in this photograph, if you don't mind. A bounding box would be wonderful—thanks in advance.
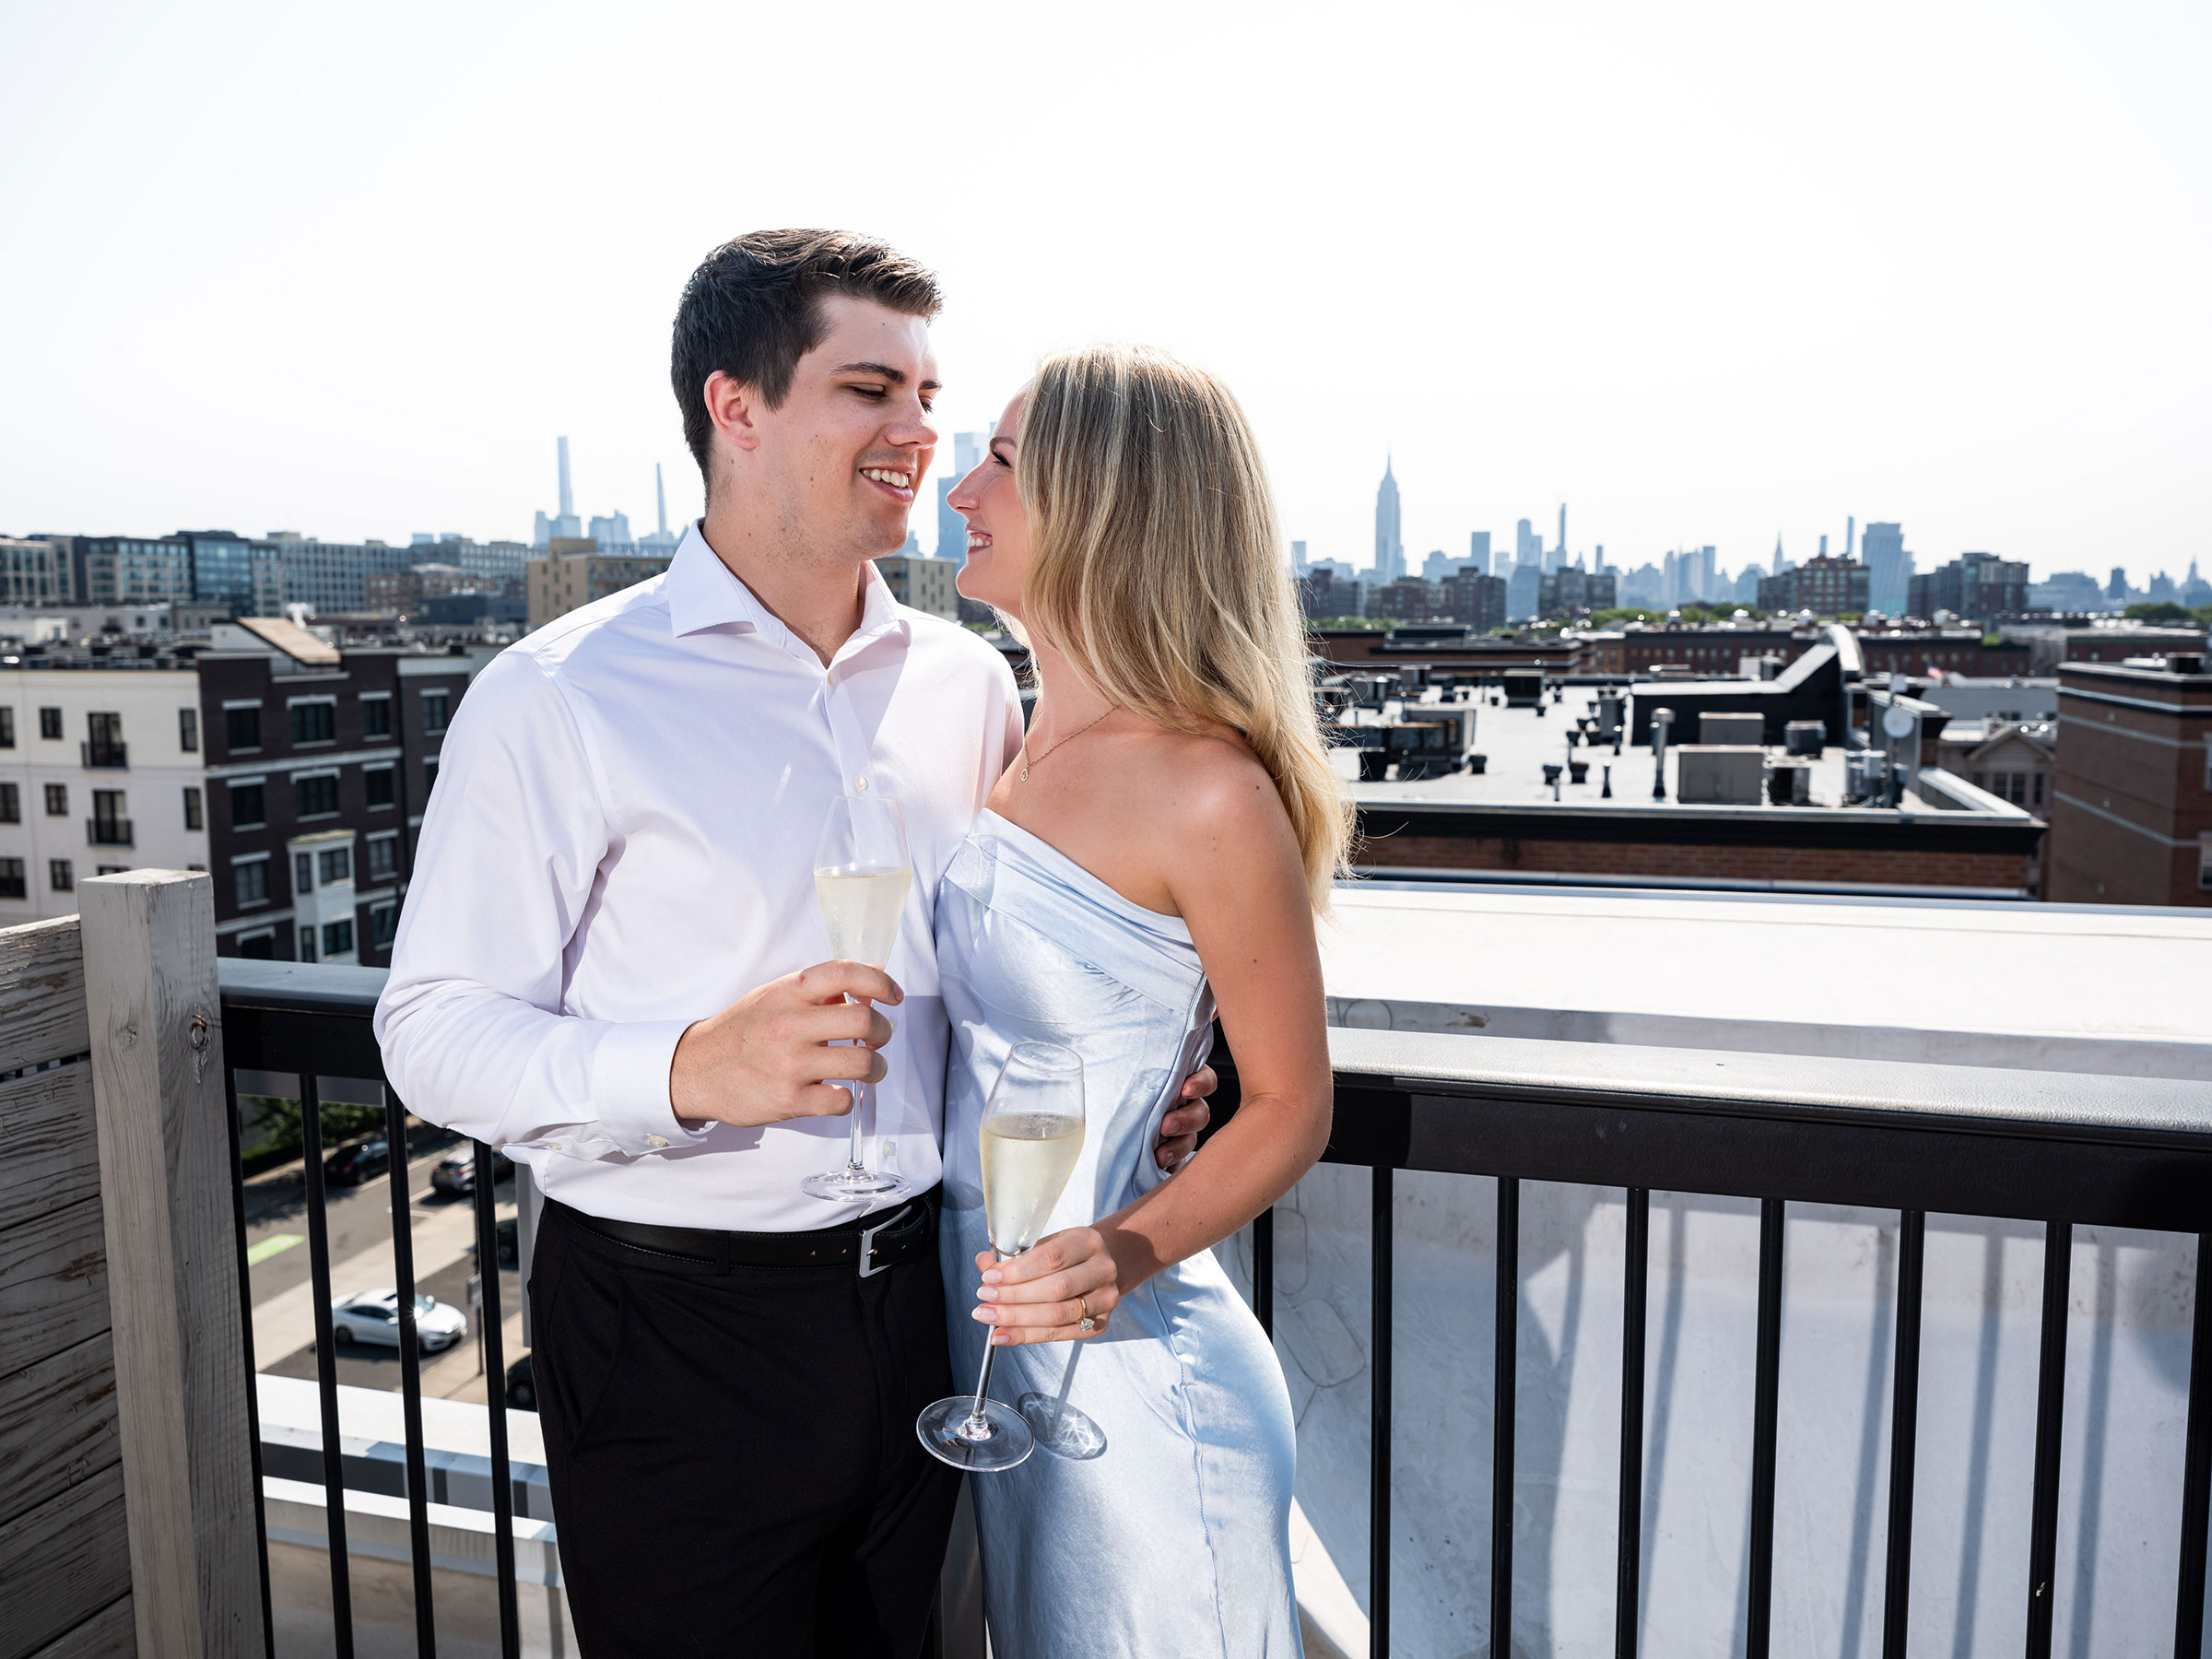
[846,994,868,1172]
[964,1253,1004,1436]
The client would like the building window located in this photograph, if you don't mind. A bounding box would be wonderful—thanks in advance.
[366,831,398,880]
[234,856,268,906]
[38,707,61,741]
[236,929,274,959]
[49,859,72,893]
[229,781,265,828]
[0,858,24,900]
[319,846,351,884]
[323,918,355,958]
[294,773,339,818]
[90,790,129,845]
[371,901,398,948]
[290,700,335,745]
[0,783,17,825]
[95,865,126,877]
[179,708,199,752]
[294,852,313,894]
[2032,772,2045,807]
[420,689,451,734]
[0,707,13,748]
[365,766,394,808]
[362,695,392,739]
[298,926,317,963]
[183,786,203,830]
[227,705,262,751]
[423,756,440,794]
[43,783,66,817]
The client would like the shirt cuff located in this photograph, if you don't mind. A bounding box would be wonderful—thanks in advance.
[587,1018,705,1156]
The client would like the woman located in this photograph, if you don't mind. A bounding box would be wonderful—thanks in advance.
[935,344,1347,1655]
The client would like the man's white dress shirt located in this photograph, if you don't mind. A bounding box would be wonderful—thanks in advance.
[374,523,1023,1230]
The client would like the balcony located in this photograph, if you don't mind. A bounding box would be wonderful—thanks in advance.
[78,740,127,770]
[3,872,2209,1658]
[84,816,132,847]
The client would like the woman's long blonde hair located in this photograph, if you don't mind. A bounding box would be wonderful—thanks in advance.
[1017,344,1351,911]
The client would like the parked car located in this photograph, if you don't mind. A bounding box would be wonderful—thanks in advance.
[429,1144,514,1196]
[323,1137,391,1187]
[465,1216,521,1269]
[505,1352,535,1410]
[329,1288,467,1353]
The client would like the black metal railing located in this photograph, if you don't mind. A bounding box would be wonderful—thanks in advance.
[86,816,132,846]
[80,739,128,769]
[1227,1027,2212,1659]
[215,961,2212,1658]
[220,959,520,1659]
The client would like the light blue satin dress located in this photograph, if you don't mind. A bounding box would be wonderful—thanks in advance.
[935,810,1302,1658]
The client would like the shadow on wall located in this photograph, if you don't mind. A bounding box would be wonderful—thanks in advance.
[1222,1168,2198,1659]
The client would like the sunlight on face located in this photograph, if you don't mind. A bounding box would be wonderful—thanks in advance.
[948,391,1028,617]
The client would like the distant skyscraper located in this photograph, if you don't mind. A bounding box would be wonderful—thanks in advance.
[1372,457,1404,582]
[639,463,679,549]
[1290,540,1309,571]
[1469,531,1492,577]
[534,436,584,546]
[1861,524,1911,614]
[588,512,633,549]
[1544,504,1567,573]
[2108,567,2129,602]
[1515,519,1539,568]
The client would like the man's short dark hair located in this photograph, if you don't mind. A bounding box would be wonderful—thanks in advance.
[671,229,942,488]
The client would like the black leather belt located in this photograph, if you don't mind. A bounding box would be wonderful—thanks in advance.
[552,1188,937,1278]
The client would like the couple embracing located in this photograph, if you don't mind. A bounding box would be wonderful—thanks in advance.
[376,228,1345,1657]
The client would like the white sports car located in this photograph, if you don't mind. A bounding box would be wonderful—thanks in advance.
[329,1289,468,1353]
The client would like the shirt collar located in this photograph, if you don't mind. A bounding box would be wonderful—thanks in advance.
[665,521,912,662]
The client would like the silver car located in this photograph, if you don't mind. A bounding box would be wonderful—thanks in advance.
[329,1289,468,1353]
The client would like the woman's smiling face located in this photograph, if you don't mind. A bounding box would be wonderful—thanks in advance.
[948,391,1029,618]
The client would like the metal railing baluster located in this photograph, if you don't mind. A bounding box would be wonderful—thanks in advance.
[1492,1176,1519,1659]
[2028,1221,2073,1659]
[473,1142,521,1659]
[2178,1231,2212,1659]
[1617,1188,1649,1659]
[299,1075,356,1657]
[1372,1163,1393,1657]
[1882,1210,1925,1659]
[225,1061,277,1659]
[1253,1206,1275,1339]
[382,1090,438,1655]
[1747,1198,1784,1659]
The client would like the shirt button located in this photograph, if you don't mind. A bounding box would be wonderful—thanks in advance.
[547,1140,563,1151]
[647,1135,668,1148]
[853,776,869,793]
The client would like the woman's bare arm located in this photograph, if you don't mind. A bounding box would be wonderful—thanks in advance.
[975,744,1332,1345]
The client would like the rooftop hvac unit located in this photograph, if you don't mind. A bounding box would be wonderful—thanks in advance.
[1844,749,1890,805]
[1767,759,1812,805]
[1502,669,1544,708]
[1675,746,1766,805]
[1784,720,1828,757]
[1699,712,1764,747]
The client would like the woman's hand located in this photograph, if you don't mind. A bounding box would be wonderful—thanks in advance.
[971,1229,1124,1346]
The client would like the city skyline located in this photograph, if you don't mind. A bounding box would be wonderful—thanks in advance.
[2,3,2207,589]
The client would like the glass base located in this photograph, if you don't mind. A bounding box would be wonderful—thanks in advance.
[916,1395,1034,1471]
[801,1165,912,1203]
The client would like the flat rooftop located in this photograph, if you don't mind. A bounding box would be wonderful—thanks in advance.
[1317,881,2212,1080]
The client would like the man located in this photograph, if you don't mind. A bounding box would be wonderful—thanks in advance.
[375,230,1212,1655]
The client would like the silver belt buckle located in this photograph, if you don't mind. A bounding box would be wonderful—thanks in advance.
[856,1203,912,1279]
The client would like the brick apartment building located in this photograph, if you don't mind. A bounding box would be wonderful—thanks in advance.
[201,627,484,964]
[2045,655,2212,905]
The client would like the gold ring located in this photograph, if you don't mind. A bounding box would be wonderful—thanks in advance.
[1077,1296,1098,1333]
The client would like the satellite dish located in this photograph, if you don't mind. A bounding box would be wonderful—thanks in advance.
[1881,705,1916,740]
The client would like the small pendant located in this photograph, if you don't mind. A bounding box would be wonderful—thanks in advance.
[1018,764,1030,782]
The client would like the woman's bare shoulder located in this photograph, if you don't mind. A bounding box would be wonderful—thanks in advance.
[1120,724,1297,853]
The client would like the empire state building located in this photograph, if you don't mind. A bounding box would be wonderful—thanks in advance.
[1373,456,1404,583]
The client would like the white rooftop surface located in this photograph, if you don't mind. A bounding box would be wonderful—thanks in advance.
[1317,882,2212,1079]
[1335,693,1861,807]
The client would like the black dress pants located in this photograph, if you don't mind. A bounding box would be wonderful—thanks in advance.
[530,1198,962,1657]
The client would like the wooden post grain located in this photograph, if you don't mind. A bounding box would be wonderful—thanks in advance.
[81,872,262,1658]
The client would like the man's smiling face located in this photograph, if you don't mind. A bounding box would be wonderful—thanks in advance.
[750,293,940,561]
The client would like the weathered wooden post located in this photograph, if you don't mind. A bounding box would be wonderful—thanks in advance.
[81,872,262,1657]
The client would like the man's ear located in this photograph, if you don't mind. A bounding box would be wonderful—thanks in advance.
[703,371,759,453]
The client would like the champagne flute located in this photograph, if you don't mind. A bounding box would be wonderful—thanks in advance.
[916,1041,1088,1470]
[800,794,915,1203]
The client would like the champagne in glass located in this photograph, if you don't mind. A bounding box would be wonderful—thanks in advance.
[800,795,915,1203]
[916,1041,1087,1471]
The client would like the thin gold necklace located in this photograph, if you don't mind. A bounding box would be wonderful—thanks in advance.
[1018,707,1113,782]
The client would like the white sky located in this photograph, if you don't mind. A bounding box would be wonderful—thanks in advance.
[2,0,2206,586]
